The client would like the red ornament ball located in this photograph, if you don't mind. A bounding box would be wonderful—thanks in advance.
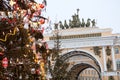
[2,57,8,68]
[39,4,44,9]
[39,18,45,24]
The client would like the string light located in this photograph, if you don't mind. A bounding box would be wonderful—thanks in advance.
[2,32,5,35]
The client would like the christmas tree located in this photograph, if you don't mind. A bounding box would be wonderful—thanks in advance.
[0,0,49,80]
[47,24,70,80]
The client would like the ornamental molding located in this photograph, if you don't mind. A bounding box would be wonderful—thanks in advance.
[47,36,120,49]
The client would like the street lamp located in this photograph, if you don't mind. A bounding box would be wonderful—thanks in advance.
[117,72,120,80]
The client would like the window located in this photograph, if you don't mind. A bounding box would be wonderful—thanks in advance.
[116,60,120,70]
[115,48,119,54]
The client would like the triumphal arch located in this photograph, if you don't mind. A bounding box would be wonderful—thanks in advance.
[44,27,120,80]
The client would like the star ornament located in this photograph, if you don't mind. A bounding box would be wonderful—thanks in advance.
[10,0,16,7]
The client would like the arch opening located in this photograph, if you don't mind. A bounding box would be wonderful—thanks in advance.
[60,50,102,80]
[78,68,99,80]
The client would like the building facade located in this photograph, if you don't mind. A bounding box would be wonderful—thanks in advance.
[44,27,120,80]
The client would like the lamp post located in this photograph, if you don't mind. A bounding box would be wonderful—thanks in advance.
[117,72,120,80]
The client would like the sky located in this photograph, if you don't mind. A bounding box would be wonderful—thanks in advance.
[36,0,120,33]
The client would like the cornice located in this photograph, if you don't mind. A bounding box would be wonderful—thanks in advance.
[47,36,120,49]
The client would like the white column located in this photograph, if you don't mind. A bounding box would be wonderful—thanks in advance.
[102,46,107,71]
[111,46,117,71]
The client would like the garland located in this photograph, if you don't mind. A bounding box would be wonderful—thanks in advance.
[0,27,17,42]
